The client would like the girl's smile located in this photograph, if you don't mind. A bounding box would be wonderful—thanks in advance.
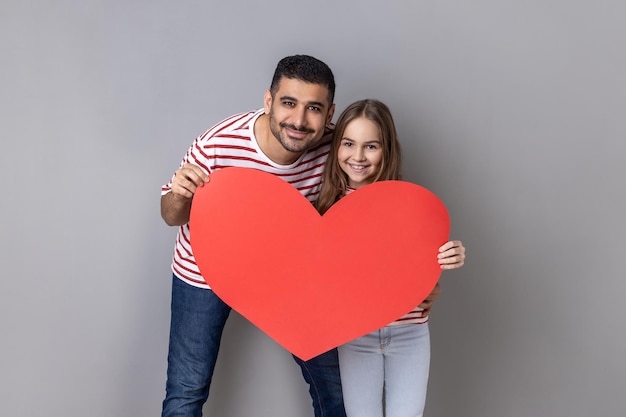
[337,117,384,188]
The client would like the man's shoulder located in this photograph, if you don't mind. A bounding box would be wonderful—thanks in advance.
[301,132,332,163]
[308,128,333,153]
[198,109,262,142]
[213,109,263,131]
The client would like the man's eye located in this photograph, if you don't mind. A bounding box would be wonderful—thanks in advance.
[308,106,321,112]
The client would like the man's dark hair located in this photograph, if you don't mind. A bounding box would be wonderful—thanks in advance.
[269,55,335,103]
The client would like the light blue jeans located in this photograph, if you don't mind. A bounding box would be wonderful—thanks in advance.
[337,323,430,417]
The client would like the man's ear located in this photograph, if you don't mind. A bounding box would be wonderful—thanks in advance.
[326,103,336,126]
[263,89,272,114]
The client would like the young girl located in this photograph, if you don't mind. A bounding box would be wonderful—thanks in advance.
[316,99,465,417]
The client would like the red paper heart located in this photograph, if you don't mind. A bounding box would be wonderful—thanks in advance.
[190,167,450,360]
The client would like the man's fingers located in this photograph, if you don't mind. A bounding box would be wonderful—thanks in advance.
[178,164,209,186]
[171,165,210,198]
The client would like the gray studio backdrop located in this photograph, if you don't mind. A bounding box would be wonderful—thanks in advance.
[1,1,624,416]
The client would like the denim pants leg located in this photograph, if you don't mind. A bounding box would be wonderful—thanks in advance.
[337,332,385,417]
[162,275,232,417]
[292,349,347,417]
[338,324,430,417]
[384,324,430,417]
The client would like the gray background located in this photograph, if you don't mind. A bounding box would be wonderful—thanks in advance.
[1,1,624,416]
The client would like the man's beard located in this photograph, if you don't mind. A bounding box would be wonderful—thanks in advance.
[269,116,316,153]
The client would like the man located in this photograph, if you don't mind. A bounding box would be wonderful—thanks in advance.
[160,55,465,417]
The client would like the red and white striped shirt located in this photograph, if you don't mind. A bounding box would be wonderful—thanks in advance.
[162,109,331,289]
[343,186,428,325]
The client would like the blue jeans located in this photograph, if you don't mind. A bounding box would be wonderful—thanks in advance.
[292,351,346,417]
[162,275,346,417]
[338,324,430,417]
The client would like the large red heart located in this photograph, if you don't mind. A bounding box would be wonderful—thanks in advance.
[190,167,449,360]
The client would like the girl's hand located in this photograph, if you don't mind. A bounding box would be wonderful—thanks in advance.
[438,240,466,270]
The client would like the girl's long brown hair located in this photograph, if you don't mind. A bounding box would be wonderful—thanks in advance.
[316,99,402,215]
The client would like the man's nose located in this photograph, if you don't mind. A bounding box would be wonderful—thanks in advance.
[292,106,307,128]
